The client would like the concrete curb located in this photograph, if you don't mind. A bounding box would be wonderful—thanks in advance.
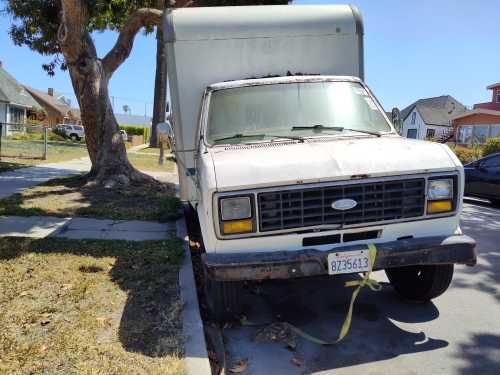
[176,218,212,375]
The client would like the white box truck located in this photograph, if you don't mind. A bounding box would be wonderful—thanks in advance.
[162,5,476,321]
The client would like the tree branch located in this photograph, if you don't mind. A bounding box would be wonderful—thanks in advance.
[58,0,96,65]
[102,8,163,76]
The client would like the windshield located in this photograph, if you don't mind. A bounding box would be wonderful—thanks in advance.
[206,81,392,145]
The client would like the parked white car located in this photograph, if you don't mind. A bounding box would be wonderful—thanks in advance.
[64,125,85,141]
[162,5,477,321]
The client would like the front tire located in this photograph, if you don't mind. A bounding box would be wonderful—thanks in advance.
[386,264,454,301]
[70,134,79,142]
[205,278,243,323]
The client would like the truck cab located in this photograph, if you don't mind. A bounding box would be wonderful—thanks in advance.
[163,5,476,321]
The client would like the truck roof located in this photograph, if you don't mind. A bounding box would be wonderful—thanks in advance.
[165,5,362,42]
[207,75,362,91]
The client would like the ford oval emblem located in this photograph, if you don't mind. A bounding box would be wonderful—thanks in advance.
[331,198,357,211]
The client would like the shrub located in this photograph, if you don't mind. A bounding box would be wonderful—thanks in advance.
[48,132,67,142]
[450,145,482,164]
[118,125,151,142]
[482,137,500,157]
[7,133,42,141]
[156,196,182,222]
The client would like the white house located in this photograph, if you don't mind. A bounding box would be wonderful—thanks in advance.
[0,62,40,136]
[401,95,467,141]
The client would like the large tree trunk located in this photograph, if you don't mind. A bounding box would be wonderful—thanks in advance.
[150,21,167,148]
[67,55,146,186]
[58,1,162,186]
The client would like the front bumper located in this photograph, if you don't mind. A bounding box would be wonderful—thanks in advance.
[202,235,476,281]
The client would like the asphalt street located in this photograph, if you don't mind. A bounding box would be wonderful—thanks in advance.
[222,200,500,375]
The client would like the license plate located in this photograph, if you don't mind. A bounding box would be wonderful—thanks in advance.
[327,249,371,275]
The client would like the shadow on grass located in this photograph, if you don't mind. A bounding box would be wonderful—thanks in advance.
[0,175,181,222]
[0,236,185,358]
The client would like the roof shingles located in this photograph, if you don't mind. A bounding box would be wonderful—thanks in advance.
[401,95,467,127]
[23,86,72,116]
[0,66,40,108]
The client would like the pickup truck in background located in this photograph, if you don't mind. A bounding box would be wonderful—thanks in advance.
[161,5,476,321]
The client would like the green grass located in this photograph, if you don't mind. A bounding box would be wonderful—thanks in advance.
[0,175,181,221]
[1,140,175,173]
[0,237,185,375]
[127,150,175,172]
[0,139,88,169]
[137,147,162,155]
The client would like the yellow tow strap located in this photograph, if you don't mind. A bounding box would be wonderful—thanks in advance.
[288,244,382,345]
[243,244,382,345]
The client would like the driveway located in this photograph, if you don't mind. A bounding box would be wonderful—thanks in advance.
[221,201,500,375]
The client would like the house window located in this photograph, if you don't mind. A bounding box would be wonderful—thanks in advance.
[407,129,417,139]
[496,91,500,103]
[8,106,24,124]
[426,129,436,139]
[458,126,473,144]
[411,112,416,124]
[472,125,489,144]
[490,124,500,138]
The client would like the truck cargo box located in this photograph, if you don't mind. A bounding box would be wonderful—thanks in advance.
[164,5,364,200]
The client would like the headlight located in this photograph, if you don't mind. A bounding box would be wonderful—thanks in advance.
[219,196,254,235]
[220,197,252,221]
[427,179,453,200]
[427,178,454,214]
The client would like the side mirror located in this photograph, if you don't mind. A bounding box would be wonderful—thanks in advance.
[157,121,174,138]
[391,107,402,134]
[157,121,175,147]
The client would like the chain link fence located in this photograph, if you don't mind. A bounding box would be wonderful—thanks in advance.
[0,123,48,160]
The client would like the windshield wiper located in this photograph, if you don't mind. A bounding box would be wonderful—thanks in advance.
[213,133,305,143]
[292,125,342,131]
[266,134,305,142]
[213,133,265,143]
[291,125,381,137]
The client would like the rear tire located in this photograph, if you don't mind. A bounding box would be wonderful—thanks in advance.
[386,264,454,301]
[205,278,243,323]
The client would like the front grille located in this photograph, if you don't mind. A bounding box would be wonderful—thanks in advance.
[258,178,426,232]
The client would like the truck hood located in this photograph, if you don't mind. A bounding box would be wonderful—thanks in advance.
[209,136,459,191]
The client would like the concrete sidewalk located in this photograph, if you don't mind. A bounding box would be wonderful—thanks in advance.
[0,215,175,241]
[0,157,91,199]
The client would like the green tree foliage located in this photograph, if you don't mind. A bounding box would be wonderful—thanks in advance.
[6,0,287,76]
[6,0,158,75]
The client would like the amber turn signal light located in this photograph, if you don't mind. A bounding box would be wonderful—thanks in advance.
[222,219,253,234]
[427,200,453,214]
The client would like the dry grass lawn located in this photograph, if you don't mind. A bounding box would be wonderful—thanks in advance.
[127,148,175,173]
[0,237,185,375]
[0,175,181,222]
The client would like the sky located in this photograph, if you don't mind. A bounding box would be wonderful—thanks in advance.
[1,0,499,115]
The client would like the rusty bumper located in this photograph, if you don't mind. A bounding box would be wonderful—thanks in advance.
[202,235,476,281]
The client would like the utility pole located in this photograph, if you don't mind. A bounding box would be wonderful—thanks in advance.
[150,0,170,148]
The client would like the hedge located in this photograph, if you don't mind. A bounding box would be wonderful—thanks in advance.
[449,145,482,165]
[482,137,500,157]
[119,125,150,142]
